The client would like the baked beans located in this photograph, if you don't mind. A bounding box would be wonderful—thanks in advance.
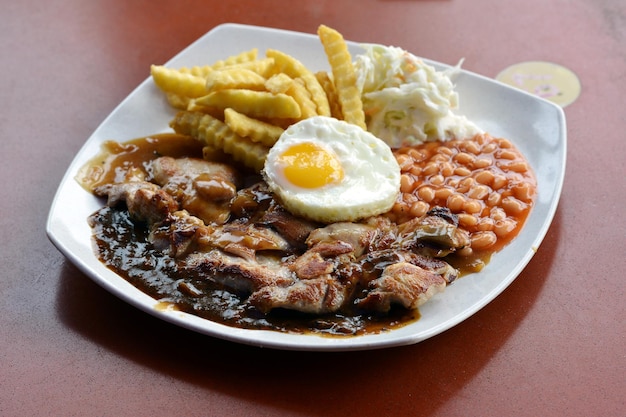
[389,133,536,256]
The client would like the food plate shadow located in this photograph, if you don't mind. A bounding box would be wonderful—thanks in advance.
[54,220,557,417]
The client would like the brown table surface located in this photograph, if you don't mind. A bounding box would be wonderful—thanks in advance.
[2,0,624,416]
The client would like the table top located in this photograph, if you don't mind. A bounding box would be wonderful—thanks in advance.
[2,0,624,416]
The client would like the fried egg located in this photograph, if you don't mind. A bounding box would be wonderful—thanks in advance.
[263,116,401,223]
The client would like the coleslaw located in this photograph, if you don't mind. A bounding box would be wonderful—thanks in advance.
[354,44,482,148]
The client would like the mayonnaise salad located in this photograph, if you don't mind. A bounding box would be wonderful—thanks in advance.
[354,44,482,148]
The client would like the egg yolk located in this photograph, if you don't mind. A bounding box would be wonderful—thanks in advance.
[277,142,344,188]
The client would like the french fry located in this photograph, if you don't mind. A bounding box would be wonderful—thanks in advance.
[205,68,267,92]
[265,74,317,119]
[185,99,224,119]
[265,73,293,94]
[210,48,259,70]
[317,25,366,129]
[165,92,191,110]
[315,71,343,120]
[291,77,318,119]
[170,111,269,172]
[265,49,330,117]
[179,65,213,78]
[150,65,207,98]
[231,58,276,78]
[179,50,262,79]
[154,36,369,166]
[195,89,302,119]
[224,108,284,147]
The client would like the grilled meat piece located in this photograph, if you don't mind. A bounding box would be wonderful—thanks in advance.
[290,240,354,279]
[393,208,470,257]
[249,275,352,314]
[199,222,292,261]
[260,204,321,251]
[150,156,239,225]
[356,262,447,312]
[362,248,459,284]
[183,250,295,294]
[93,181,178,225]
[149,209,207,256]
[93,157,469,316]
[306,221,379,258]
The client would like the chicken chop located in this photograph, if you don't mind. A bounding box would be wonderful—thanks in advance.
[93,157,469,315]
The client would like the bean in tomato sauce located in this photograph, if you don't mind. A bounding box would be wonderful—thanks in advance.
[389,133,536,259]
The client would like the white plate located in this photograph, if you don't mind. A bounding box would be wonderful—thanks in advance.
[47,23,566,351]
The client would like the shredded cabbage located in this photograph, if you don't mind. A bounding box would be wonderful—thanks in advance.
[354,44,482,148]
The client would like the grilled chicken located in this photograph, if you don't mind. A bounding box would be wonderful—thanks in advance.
[94,157,469,315]
[93,181,177,225]
[151,156,239,225]
[356,262,447,312]
[249,275,352,314]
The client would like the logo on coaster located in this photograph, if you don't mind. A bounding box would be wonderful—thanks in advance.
[496,61,581,107]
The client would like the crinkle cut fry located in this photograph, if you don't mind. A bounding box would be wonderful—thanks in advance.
[210,48,259,70]
[265,48,331,117]
[265,73,317,119]
[179,53,264,81]
[290,77,318,119]
[315,71,343,120]
[195,89,302,119]
[223,108,284,147]
[150,65,207,98]
[179,65,213,78]
[265,73,293,94]
[165,92,191,110]
[227,58,275,79]
[205,67,267,92]
[170,111,269,172]
[317,25,366,130]
[157,49,260,94]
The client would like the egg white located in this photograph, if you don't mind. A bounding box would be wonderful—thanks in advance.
[263,116,401,223]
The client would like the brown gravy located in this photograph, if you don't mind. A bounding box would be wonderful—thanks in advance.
[83,133,534,336]
[88,206,419,336]
[84,134,420,336]
[76,134,205,192]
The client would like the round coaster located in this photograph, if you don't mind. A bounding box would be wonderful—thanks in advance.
[496,61,581,107]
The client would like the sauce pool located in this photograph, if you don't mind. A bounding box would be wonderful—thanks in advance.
[76,134,205,192]
[83,134,420,336]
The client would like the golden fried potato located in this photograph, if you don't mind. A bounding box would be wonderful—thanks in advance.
[233,58,276,78]
[170,111,269,172]
[179,65,213,78]
[291,77,318,119]
[185,100,224,119]
[195,89,302,119]
[178,50,262,80]
[151,65,207,98]
[265,49,330,117]
[205,68,267,92]
[165,92,191,110]
[210,48,259,70]
[315,71,343,120]
[224,108,284,147]
[265,74,317,119]
[265,73,293,94]
[317,25,366,129]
